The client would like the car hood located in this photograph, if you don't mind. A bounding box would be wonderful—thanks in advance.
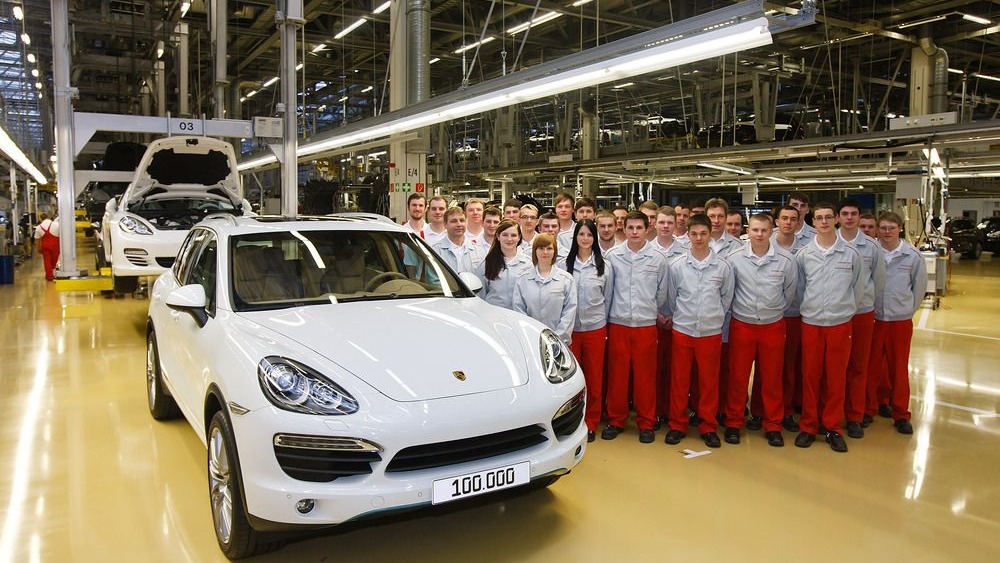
[126,136,241,206]
[234,298,535,402]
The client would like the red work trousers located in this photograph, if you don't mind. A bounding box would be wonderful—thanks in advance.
[727,319,786,432]
[867,319,914,421]
[780,315,803,417]
[799,321,852,435]
[844,311,875,423]
[656,327,672,419]
[606,323,658,431]
[570,327,608,432]
[39,233,60,281]
[690,342,728,418]
[669,331,722,435]
[865,322,891,417]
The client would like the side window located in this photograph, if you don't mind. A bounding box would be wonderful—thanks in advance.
[174,228,211,283]
[187,238,218,315]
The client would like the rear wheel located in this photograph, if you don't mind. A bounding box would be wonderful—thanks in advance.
[146,329,180,420]
[208,411,281,559]
[113,274,138,296]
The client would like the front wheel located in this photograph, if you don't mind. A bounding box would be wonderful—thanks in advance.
[113,274,138,296]
[146,329,180,420]
[208,411,281,559]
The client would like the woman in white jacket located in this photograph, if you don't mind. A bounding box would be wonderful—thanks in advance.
[513,234,577,347]
[559,220,613,442]
[478,219,533,310]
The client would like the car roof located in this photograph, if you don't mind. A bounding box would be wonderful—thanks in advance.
[198,213,405,237]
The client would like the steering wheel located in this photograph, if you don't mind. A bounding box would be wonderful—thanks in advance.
[364,271,409,292]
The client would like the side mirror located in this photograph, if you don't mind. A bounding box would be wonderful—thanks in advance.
[166,284,209,327]
[458,271,483,294]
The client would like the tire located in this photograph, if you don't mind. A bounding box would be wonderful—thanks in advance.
[972,242,982,260]
[113,274,138,296]
[208,411,281,559]
[146,329,181,420]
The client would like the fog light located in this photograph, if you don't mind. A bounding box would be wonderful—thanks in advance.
[296,499,315,514]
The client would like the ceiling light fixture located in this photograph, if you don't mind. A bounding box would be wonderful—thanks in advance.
[962,13,992,26]
[507,11,563,35]
[429,57,441,64]
[948,68,965,74]
[31,69,39,77]
[156,40,165,59]
[335,18,367,40]
[263,76,279,87]
[27,53,36,63]
[0,123,47,184]
[373,1,391,15]
[612,82,635,88]
[698,162,754,175]
[311,43,327,53]
[180,1,190,17]
[973,72,1000,82]
[21,33,31,45]
[295,63,303,71]
[454,36,495,54]
[239,1,812,171]
[897,15,947,29]
[13,5,24,20]
[361,85,374,93]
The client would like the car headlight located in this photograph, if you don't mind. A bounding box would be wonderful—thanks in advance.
[119,215,153,235]
[539,329,577,383]
[257,356,359,415]
[988,231,1000,240]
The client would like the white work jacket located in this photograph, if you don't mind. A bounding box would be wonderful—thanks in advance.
[477,253,533,310]
[558,254,614,332]
[668,250,735,337]
[432,238,484,275]
[605,242,670,328]
[513,267,578,344]
[875,241,928,322]
[838,229,886,314]
[795,238,865,326]
[727,243,797,325]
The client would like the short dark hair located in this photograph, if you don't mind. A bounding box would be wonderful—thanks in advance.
[554,192,575,206]
[539,211,559,223]
[575,197,596,211]
[837,198,862,214]
[626,210,649,228]
[813,201,837,215]
[688,213,711,230]
[789,193,810,204]
[748,212,773,226]
[705,197,729,213]
[502,198,522,210]
[638,200,659,212]
[407,192,426,205]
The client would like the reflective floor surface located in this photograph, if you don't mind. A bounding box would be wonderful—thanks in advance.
[2,242,999,562]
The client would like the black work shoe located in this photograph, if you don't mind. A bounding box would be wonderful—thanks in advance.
[846,421,864,439]
[716,412,726,425]
[794,432,815,448]
[826,431,848,453]
[587,431,596,443]
[781,415,799,432]
[653,417,662,431]
[724,427,741,444]
[664,429,686,445]
[895,419,914,435]
[688,413,702,427]
[766,431,785,447]
[701,432,722,448]
[878,404,892,418]
[860,414,874,428]
[639,429,655,443]
[746,415,763,431]
[601,425,623,440]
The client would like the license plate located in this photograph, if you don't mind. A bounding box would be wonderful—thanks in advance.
[431,461,530,505]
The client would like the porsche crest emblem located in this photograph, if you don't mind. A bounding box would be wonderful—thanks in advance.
[452,370,467,381]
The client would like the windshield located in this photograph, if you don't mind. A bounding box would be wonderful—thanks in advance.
[230,229,471,310]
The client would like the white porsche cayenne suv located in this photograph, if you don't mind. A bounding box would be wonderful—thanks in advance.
[102,136,249,295]
[145,214,586,559]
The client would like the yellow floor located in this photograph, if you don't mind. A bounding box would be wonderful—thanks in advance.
[2,246,999,562]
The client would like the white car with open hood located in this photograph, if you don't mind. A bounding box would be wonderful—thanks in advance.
[102,136,250,294]
[145,214,586,559]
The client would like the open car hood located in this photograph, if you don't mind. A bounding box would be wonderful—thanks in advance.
[125,136,241,206]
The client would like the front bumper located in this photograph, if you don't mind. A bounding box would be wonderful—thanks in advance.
[231,380,587,527]
[110,227,187,277]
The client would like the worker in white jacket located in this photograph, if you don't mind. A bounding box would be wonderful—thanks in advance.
[513,234,577,345]
[476,219,533,310]
[866,211,927,435]
[431,206,484,275]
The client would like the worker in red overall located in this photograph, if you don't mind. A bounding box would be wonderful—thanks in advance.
[34,213,60,281]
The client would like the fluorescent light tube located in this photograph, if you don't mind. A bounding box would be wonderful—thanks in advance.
[180,1,190,17]
[13,6,24,20]
[373,1,391,15]
[429,57,441,64]
[296,63,304,70]
[240,12,776,171]
[974,73,1000,82]
[311,43,327,53]
[699,162,753,175]
[962,14,991,26]
[361,85,374,93]
[454,37,496,54]
[27,53,36,63]
[508,12,563,35]
[0,124,47,184]
[21,33,31,45]
[335,18,367,40]
[897,15,947,29]
[263,76,279,87]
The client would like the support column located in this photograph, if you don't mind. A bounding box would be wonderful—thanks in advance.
[279,1,304,217]
[388,0,429,221]
[9,167,18,247]
[176,22,190,116]
[154,61,167,117]
[579,96,600,199]
[52,0,79,276]
[213,0,228,118]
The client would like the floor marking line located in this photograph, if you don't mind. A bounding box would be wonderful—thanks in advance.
[917,306,930,330]
[915,327,1000,341]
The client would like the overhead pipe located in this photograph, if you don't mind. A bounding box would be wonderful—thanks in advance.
[918,33,949,115]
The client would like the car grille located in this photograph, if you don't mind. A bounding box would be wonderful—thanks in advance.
[385,424,548,473]
[552,395,585,438]
[273,442,383,483]
[155,257,175,268]
[124,248,150,267]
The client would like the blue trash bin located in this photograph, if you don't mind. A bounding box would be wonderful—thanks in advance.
[0,255,13,285]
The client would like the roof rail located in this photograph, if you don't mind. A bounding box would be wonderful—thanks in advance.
[327,212,396,225]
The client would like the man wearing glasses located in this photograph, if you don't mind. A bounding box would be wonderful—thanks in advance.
[794,202,865,453]
[518,204,540,254]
